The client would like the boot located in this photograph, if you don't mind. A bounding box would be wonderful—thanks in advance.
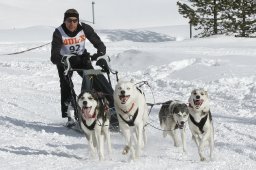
[66,116,75,128]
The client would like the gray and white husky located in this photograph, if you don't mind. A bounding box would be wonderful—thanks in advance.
[77,91,112,161]
[159,100,189,152]
[188,88,214,161]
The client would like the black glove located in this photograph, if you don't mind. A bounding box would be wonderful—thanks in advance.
[96,58,109,73]
[81,50,90,60]
[91,52,104,61]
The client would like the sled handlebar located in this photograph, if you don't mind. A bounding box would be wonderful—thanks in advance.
[69,68,104,75]
[62,54,119,81]
[62,54,107,76]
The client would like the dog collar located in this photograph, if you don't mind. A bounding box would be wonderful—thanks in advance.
[120,103,135,114]
[91,111,96,118]
[104,104,109,112]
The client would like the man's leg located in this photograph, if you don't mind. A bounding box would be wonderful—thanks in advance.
[57,65,75,126]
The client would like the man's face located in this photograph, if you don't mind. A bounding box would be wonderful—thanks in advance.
[65,17,78,32]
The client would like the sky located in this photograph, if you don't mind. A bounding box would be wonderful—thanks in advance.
[0,0,256,169]
[0,0,188,29]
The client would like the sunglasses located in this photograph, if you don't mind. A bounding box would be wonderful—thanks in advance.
[66,18,78,23]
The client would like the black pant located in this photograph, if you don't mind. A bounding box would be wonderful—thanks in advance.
[56,56,117,125]
[57,64,75,118]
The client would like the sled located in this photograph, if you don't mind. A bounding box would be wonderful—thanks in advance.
[62,55,119,132]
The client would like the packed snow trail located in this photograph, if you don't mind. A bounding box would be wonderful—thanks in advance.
[0,34,256,169]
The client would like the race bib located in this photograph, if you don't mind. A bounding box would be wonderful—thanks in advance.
[57,26,86,55]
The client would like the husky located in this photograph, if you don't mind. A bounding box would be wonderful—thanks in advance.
[188,88,214,161]
[77,91,112,161]
[113,80,148,160]
[159,100,189,152]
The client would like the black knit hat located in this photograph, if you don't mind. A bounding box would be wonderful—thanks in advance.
[64,9,79,22]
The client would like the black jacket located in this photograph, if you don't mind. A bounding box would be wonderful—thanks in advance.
[51,23,106,65]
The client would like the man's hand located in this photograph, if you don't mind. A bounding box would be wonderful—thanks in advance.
[91,52,104,61]
[96,58,110,74]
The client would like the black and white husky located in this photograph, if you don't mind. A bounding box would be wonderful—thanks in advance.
[159,100,189,152]
[188,88,214,161]
[114,80,148,160]
[77,91,112,161]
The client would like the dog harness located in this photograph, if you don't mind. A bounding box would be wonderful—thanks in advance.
[189,113,208,133]
[82,118,96,130]
[119,108,139,126]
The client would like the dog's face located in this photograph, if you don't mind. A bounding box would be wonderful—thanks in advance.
[171,103,189,129]
[77,92,98,119]
[114,80,137,105]
[189,88,209,111]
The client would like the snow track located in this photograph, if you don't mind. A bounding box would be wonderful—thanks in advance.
[0,36,256,169]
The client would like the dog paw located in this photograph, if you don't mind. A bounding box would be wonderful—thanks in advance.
[200,157,206,161]
[163,132,167,138]
[108,156,113,161]
[122,145,130,155]
[174,143,181,147]
[99,155,104,161]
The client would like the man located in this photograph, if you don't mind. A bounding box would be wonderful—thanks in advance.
[51,9,118,130]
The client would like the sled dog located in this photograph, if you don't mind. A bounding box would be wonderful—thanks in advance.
[188,88,214,161]
[114,80,148,160]
[77,91,112,161]
[159,100,189,152]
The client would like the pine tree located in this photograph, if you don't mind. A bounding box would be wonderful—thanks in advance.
[232,0,256,37]
[177,1,199,38]
[177,0,222,37]
[177,0,256,37]
[219,0,236,34]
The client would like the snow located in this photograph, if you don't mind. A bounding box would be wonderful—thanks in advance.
[0,1,256,170]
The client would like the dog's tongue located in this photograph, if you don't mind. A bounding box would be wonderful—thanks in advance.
[82,107,92,118]
[119,95,129,103]
[194,100,203,106]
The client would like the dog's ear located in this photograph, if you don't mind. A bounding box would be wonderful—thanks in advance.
[118,78,124,82]
[181,103,189,112]
[182,103,187,108]
[77,91,84,100]
[168,102,175,113]
[90,90,99,100]
[199,88,208,97]
[204,90,208,97]
[191,89,195,94]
